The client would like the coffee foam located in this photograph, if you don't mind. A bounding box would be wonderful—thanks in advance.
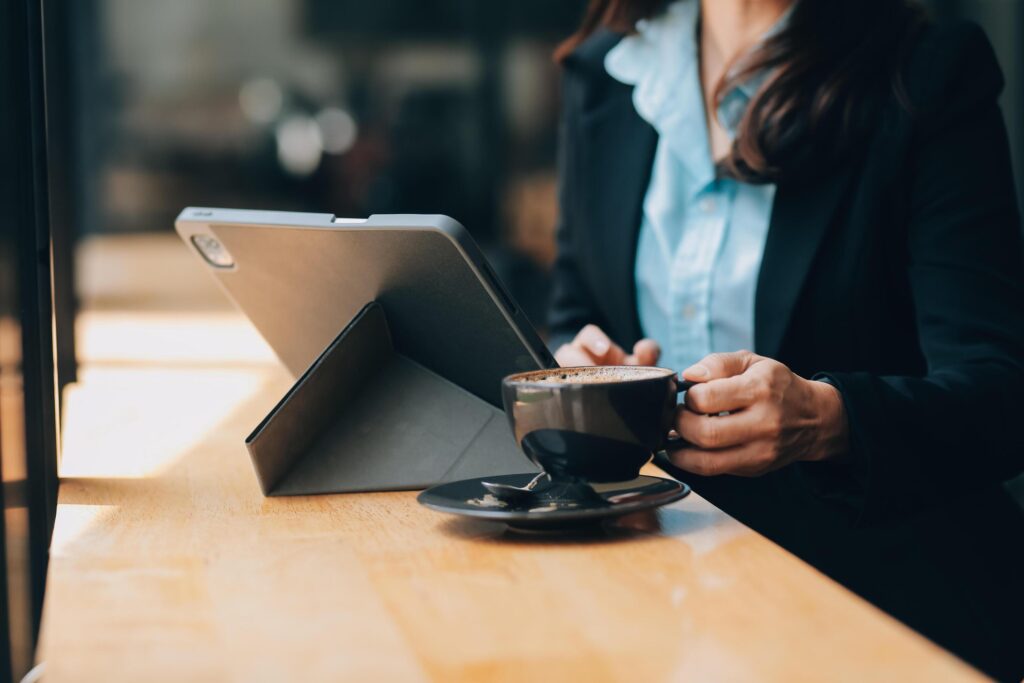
[511,366,673,385]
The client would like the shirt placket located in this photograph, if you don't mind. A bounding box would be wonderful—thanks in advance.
[668,183,728,369]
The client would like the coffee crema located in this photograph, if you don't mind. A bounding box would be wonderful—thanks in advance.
[507,366,674,385]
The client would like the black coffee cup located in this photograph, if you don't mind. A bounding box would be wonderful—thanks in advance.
[500,366,692,483]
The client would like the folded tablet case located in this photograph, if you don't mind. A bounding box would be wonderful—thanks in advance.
[246,301,533,496]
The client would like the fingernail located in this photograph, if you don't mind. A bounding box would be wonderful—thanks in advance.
[593,340,609,354]
[684,364,709,378]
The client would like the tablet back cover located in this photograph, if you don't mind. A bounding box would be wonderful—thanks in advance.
[177,211,555,407]
[246,302,533,496]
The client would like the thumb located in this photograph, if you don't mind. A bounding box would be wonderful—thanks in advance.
[626,339,661,366]
[683,350,760,381]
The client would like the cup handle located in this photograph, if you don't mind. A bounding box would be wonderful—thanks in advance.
[662,378,695,452]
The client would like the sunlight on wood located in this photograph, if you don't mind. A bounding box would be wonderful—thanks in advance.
[50,504,109,557]
[60,366,272,479]
[76,311,277,367]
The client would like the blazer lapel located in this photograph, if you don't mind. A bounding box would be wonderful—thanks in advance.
[578,85,658,344]
[755,167,855,359]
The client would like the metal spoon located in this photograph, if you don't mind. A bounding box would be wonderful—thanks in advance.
[481,472,550,506]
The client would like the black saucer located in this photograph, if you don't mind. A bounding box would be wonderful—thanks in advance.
[417,473,690,531]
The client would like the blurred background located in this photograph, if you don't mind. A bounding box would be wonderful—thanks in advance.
[63,0,588,330]
[53,0,1024,338]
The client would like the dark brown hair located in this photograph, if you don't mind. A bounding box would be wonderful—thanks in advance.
[556,0,928,182]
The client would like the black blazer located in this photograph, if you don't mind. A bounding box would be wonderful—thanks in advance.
[550,21,1024,681]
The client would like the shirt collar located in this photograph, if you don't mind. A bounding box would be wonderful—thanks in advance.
[605,0,789,191]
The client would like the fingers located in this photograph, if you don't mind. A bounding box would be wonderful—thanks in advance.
[682,350,760,382]
[574,324,628,365]
[555,344,596,367]
[625,338,661,366]
[576,324,614,357]
[665,353,799,478]
[684,373,761,414]
[559,326,657,367]
[680,350,766,413]
[666,442,774,477]
[675,405,776,449]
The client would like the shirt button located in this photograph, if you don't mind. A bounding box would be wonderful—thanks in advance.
[699,197,716,213]
[682,303,697,319]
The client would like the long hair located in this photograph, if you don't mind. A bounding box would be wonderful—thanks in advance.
[556,0,928,182]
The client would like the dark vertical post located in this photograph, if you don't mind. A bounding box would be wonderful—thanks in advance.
[43,0,79,397]
[0,0,61,678]
[0,475,12,683]
[21,0,60,549]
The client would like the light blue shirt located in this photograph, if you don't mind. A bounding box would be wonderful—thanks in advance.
[605,0,780,372]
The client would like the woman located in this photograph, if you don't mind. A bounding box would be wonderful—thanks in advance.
[549,0,1024,678]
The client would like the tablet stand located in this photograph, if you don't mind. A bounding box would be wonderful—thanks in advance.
[245,301,533,496]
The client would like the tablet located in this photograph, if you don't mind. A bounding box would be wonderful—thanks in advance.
[174,208,557,406]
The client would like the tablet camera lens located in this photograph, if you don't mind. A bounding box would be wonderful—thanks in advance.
[191,234,235,268]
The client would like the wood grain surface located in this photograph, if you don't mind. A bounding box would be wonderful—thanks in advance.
[35,236,985,681]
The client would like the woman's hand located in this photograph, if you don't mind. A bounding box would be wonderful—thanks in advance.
[668,350,849,476]
[555,324,661,367]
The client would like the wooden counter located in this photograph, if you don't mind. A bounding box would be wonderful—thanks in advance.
[35,250,984,680]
